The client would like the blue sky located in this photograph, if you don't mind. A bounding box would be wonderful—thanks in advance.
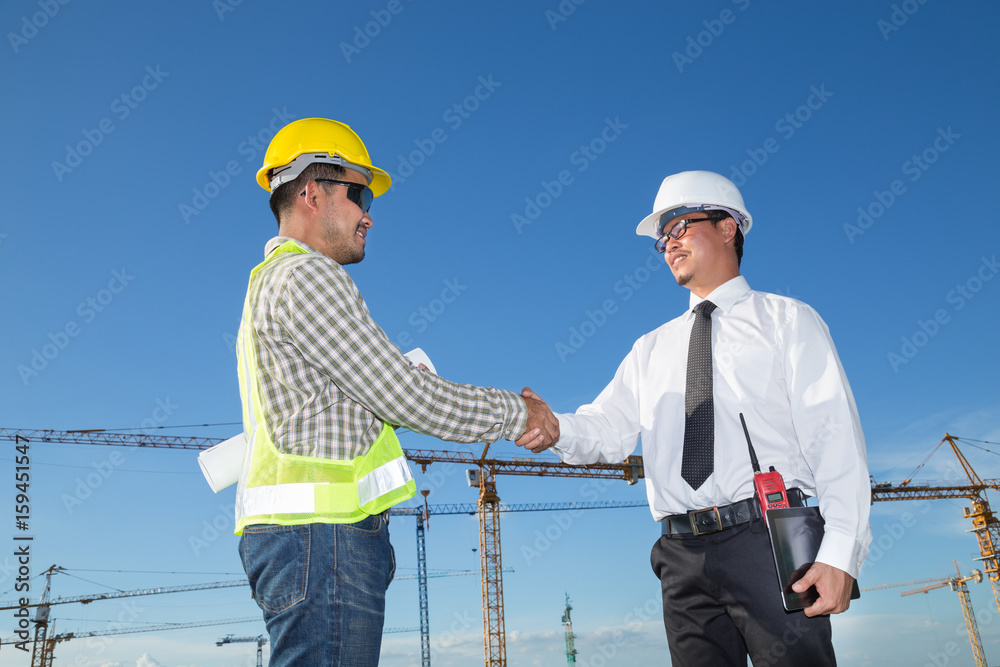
[2,0,1000,665]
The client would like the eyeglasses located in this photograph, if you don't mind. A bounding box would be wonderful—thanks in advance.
[300,179,374,214]
[654,217,715,253]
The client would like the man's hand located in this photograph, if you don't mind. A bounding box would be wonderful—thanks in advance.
[793,562,854,617]
[515,387,560,453]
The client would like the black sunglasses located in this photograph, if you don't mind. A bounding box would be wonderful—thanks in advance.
[301,179,374,213]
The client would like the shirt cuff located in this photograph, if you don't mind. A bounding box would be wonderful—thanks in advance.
[498,390,529,442]
[816,526,868,579]
[551,414,586,463]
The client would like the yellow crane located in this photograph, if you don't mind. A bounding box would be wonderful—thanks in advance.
[862,562,989,666]
[391,497,646,667]
[406,444,643,666]
[870,434,1000,621]
[899,562,987,667]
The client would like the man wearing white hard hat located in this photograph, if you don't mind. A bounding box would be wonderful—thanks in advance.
[235,118,558,666]
[522,171,870,665]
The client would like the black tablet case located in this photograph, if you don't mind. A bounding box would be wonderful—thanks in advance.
[765,506,861,611]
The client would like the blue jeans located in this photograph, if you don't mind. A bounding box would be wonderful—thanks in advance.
[239,513,395,666]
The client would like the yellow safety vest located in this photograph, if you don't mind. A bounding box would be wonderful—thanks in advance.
[234,240,416,535]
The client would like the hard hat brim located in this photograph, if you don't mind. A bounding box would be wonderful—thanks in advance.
[635,204,753,239]
[256,154,392,196]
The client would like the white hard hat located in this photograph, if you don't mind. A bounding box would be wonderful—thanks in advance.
[635,170,753,239]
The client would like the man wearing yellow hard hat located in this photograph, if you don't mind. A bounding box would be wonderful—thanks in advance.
[234,118,558,665]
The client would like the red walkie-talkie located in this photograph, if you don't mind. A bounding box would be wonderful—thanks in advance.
[739,413,789,524]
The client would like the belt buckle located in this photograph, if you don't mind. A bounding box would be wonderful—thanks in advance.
[689,506,723,536]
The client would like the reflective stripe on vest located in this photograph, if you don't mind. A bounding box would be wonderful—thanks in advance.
[234,240,416,535]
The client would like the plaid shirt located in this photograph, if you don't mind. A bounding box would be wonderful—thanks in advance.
[240,236,528,460]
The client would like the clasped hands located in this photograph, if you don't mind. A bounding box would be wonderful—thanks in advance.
[515,387,559,453]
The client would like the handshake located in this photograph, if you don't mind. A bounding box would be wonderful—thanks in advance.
[514,387,560,453]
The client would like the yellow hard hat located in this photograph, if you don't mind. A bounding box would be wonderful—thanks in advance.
[256,118,391,196]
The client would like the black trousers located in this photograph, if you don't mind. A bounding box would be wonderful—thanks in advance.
[650,517,836,667]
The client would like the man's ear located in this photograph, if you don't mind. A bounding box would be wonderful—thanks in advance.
[721,216,739,243]
[300,180,324,213]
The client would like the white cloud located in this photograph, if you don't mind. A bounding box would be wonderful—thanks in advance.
[136,654,165,667]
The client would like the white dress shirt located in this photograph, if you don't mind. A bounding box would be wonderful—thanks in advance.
[554,276,872,578]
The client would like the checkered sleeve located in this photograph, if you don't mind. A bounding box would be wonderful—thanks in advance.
[277,256,528,443]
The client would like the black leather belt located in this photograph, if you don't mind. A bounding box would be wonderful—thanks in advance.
[661,489,805,536]
[661,498,760,536]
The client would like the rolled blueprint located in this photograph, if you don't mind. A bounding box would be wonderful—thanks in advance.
[197,434,246,493]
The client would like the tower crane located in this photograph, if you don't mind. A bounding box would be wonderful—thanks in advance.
[391,498,647,666]
[562,593,577,664]
[860,575,949,593]
[406,445,644,667]
[0,565,253,665]
[27,563,55,667]
[870,434,1000,620]
[217,634,268,667]
[1,428,644,667]
[900,561,987,667]
[2,616,260,665]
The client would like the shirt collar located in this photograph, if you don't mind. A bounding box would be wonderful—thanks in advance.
[688,275,751,314]
[264,236,319,258]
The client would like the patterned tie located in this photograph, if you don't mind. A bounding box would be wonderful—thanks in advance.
[681,300,717,490]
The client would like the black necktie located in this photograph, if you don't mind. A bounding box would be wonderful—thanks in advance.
[681,300,717,490]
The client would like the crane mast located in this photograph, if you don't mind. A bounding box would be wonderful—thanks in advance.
[217,634,268,667]
[562,593,577,663]
[899,561,987,667]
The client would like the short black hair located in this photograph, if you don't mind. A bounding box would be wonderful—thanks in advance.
[707,210,744,267]
[268,162,348,227]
